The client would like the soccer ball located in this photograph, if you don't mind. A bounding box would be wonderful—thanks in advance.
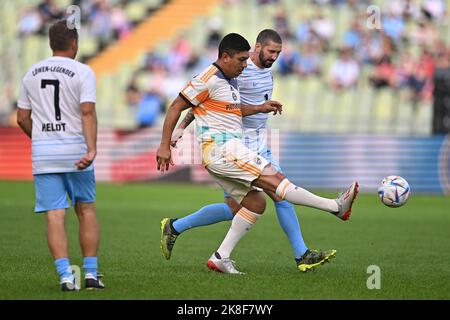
[378,176,411,208]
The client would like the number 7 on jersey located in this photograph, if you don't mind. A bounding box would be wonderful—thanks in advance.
[41,79,61,121]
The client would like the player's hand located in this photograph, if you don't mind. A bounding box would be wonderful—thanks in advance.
[260,100,283,115]
[170,128,184,148]
[156,144,174,173]
[76,150,97,170]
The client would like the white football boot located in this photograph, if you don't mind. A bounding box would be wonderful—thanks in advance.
[334,181,359,221]
[207,252,245,275]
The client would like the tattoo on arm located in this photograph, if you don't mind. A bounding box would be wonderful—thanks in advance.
[180,109,195,129]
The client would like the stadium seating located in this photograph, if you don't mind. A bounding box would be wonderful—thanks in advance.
[1,0,449,134]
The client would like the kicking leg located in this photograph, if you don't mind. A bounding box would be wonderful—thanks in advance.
[254,166,358,220]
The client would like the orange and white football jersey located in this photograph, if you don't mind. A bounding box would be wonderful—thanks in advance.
[179,63,243,147]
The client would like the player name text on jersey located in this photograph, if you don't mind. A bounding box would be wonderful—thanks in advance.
[42,122,66,132]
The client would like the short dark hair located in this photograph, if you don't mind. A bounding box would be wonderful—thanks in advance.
[49,20,78,51]
[256,29,282,46]
[218,33,251,58]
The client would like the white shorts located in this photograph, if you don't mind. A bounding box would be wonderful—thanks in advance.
[205,139,269,203]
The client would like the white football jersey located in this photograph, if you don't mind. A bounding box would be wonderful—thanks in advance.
[18,56,96,174]
[239,57,273,154]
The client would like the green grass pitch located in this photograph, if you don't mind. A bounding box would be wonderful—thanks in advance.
[0,181,449,300]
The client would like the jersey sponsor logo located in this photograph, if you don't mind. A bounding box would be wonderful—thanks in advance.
[226,103,240,111]
[254,157,262,165]
[232,92,237,101]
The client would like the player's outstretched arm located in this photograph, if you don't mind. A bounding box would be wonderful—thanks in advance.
[157,96,190,172]
[171,109,195,147]
[241,100,283,116]
[76,102,97,170]
[17,108,32,138]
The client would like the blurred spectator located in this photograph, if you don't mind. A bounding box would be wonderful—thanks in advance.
[312,0,331,4]
[329,48,360,90]
[110,3,131,40]
[343,18,363,50]
[126,83,141,111]
[295,18,313,45]
[397,50,434,102]
[257,0,280,5]
[298,44,322,76]
[311,12,335,50]
[274,9,291,40]
[206,17,223,48]
[276,42,301,75]
[385,0,420,20]
[37,0,63,25]
[166,36,193,74]
[422,0,446,21]
[369,55,396,89]
[361,30,385,64]
[18,8,42,37]
[382,10,406,44]
[410,20,439,48]
[136,91,165,128]
[432,50,450,134]
[90,0,112,51]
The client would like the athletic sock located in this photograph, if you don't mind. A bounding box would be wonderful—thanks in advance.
[276,178,338,213]
[172,203,233,233]
[217,207,261,259]
[274,200,308,259]
[83,257,98,278]
[54,258,74,282]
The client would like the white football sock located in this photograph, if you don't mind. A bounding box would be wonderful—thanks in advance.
[217,207,261,259]
[276,178,339,213]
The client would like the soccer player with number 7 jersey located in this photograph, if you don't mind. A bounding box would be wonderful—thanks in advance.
[17,20,104,291]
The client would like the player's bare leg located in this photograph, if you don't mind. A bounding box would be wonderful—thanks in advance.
[75,202,104,290]
[47,209,78,290]
[75,202,99,257]
[47,209,69,260]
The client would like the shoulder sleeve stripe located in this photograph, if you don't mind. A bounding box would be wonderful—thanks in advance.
[201,66,218,83]
[200,66,215,82]
[203,67,218,83]
[179,92,195,107]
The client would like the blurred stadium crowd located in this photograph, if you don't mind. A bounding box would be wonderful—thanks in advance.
[1,0,450,134]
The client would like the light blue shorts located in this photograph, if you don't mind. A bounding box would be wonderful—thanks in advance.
[224,147,281,198]
[33,170,96,213]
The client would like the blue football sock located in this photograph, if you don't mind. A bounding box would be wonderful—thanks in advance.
[275,200,308,259]
[54,258,73,282]
[172,203,234,234]
[83,257,98,276]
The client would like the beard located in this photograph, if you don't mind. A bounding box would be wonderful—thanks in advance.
[259,51,274,68]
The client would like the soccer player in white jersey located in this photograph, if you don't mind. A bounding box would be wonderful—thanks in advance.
[17,20,104,291]
[157,33,358,274]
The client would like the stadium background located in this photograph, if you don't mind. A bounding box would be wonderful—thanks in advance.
[1,0,450,193]
[0,0,449,300]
